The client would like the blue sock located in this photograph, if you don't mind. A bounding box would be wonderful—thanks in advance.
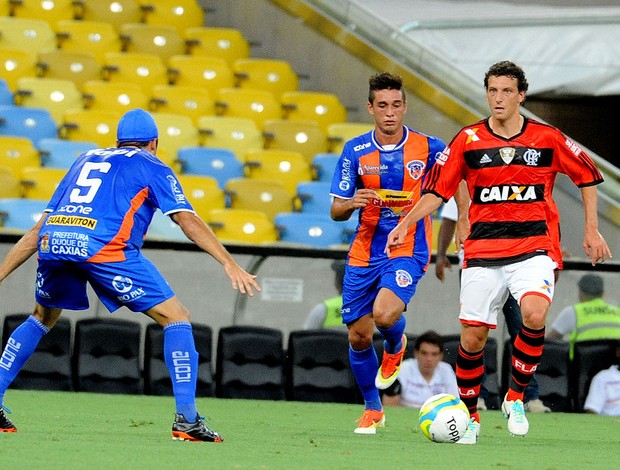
[377,315,406,354]
[0,316,49,404]
[349,344,382,411]
[163,322,198,422]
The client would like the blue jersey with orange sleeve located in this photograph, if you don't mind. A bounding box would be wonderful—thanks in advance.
[330,127,445,267]
[38,146,194,263]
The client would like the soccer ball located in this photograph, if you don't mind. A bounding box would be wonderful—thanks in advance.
[418,393,470,443]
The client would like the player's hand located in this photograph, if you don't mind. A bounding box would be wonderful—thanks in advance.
[385,224,408,254]
[225,264,261,296]
[583,228,612,266]
[350,188,379,209]
[434,254,452,281]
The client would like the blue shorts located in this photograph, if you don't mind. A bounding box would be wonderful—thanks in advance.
[341,256,427,325]
[35,255,175,313]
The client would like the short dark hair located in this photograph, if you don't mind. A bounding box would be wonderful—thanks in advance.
[415,330,444,351]
[368,72,406,104]
[484,60,529,94]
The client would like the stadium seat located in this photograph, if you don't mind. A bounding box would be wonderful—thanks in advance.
[143,322,214,397]
[285,329,359,403]
[73,318,142,394]
[207,208,278,245]
[145,210,188,242]
[296,181,332,214]
[0,135,42,178]
[535,339,571,412]
[215,88,282,129]
[197,116,264,161]
[60,108,121,148]
[215,325,285,400]
[311,152,339,183]
[0,105,58,146]
[101,52,168,95]
[0,17,57,57]
[38,137,96,169]
[9,0,79,31]
[82,80,149,113]
[571,339,619,412]
[0,79,12,105]
[1,314,73,391]
[0,198,47,231]
[79,0,143,32]
[167,55,234,94]
[151,112,199,159]
[176,146,244,190]
[244,149,314,196]
[262,119,328,162]
[140,0,205,35]
[184,26,250,65]
[0,47,37,91]
[14,77,84,124]
[224,178,294,220]
[150,84,215,125]
[233,58,299,99]
[20,166,66,200]
[0,167,23,199]
[36,50,101,92]
[176,174,226,219]
[274,213,345,248]
[120,23,185,62]
[281,91,347,133]
[55,20,122,64]
[327,122,374,154]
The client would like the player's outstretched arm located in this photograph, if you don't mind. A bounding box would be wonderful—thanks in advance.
[385,193,443,254]
[580,186,612,265]
[0,214,46,285]
[172,211,261,296]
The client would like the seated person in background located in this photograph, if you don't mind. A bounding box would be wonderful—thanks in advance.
[382,330,458,408]
[303,259,346,330]
[584,342,620,416]
[548,274,620,360]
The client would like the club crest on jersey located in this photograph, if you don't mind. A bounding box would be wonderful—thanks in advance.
[406,160,425,180]
[395,269,413,288]
[523,149,541,166]
[499,147,515,164]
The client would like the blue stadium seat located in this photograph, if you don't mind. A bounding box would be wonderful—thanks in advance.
[0,198,47,231]
[38,138,97,169]
[274,212,345,248]
[145,210,188,242]
[0,105,58,145]
[311,152,339,183]
[0,79,13,105]
[177,146,244,190]
[296,181,332,214]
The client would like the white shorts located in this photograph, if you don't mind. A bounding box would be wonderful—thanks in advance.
[459,255,557,328]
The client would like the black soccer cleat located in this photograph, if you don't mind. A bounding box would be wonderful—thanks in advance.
[0,406,17,433]
[171,413,223,442]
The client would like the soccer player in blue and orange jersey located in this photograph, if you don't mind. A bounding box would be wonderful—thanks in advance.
[386,61,612,443]
[330,73,446,434]
[0,109,260,441]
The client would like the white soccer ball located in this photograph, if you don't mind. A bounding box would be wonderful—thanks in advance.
[418,393,470,443]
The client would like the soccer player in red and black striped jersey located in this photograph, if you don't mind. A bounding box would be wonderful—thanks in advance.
[385,61,611,443]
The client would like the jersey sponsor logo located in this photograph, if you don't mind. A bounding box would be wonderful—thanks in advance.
[406,160,425,180]
[338,157,354,192]
[353,142,372,152]
[112,275,133,293]
[372,189,413,214]
[172,351,192,383]
[361,163,388,176]
[46,215,97,229]
[0,338,21,371]
[473,184,544,204]
[112,275,146,303]
[539,278,553,294]
[46,231,90,257]
[480,154,492,164]
[564,137,583,157]
[436,147,449,166]
[395,269,413,288]
[465,128,480,143]
[35,272,51,298]
[167,175,187,204]
[513,358,538,374]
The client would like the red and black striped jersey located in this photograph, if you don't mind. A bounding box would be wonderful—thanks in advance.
[423,117,603,268]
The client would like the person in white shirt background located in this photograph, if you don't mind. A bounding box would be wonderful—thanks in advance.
[584,342,620,416]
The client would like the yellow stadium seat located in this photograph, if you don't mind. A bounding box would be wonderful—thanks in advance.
[120,23,185,62]
[55,20,122,65]
[0,2,9,16]
[140,0,205,35]
[262,119,328,162]
[215,88,281,130]
[184,27,250,65]
[233,58,298,99]
[0,135,41,179]
[82,80,149,113]
[36,50,101,92]
[177,174,225,220]
[20,166,67,200]
[206,208,278,245]
[327,122,375,154]
[281,91,347,133]
[0,47,37,91]
[149,84,214,125]
[197,116,264,161]
[225,177,294,220]
[0,165,23,198]
[101,52,168,95]
[14,77,84,124]
[167,55,234,94]
[60,108,121,148]
[151,111,199,160]
[244,149,314,196]
[9,0,79,31]
[79,0,143,32]
[0,17,56,57]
